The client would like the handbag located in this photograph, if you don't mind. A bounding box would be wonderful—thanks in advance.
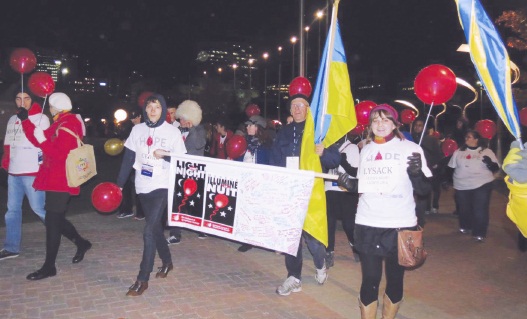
[59,127,97,187]
[397,226,427,268]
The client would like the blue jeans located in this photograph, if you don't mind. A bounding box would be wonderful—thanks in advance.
[286,231,326,280]
[137,189,172,282]
[4,175,46,253]
[455,181,493,237]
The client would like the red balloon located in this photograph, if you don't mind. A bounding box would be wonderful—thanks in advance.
[349,124,366,135]
[414,64,457,104]
[10,48,37,74]
[91,182,123,213]
[442,138,458,157]
[226,135,247,159]
[245,104,261,117]
[400,109,417,125]
[289,77,312,98]
[28,72,55,97]
[520,108,527,127]
[475,119,497,139]
[137,91,153,108]
[355,101,377,125]
[183,179,198,196]
[214,194,229,209]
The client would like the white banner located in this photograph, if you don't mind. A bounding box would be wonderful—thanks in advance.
[167,154,315,256]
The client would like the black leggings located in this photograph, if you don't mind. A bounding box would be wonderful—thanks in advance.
[42,192,83,270]
[359,253,405,305]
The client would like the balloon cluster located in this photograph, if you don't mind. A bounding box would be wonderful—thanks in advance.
[414,64,457,105]
[91,182,123,213]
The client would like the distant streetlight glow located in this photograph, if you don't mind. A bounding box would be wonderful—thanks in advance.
[290,36,298,79]
[114,109,128,123]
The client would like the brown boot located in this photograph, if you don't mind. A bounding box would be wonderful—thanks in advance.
[381,294,402,319]
[359,298,378,319]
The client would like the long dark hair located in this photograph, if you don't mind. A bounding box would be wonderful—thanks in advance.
[459,130,488,151]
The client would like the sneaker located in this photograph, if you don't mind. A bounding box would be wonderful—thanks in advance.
[459,228,470,234]
[325,251,334,268]
[117,211,134,219]
[134,215,145,221]
[430,208,439,214]
[0,249,19,260]
[424,210,431,215]
[315,264,328,285]
[276,276,302,296]
[198,233,208,239]
[166,236,181,245]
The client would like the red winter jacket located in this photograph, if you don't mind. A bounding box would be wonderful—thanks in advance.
[22,112,84,195]
[210,130,233,159]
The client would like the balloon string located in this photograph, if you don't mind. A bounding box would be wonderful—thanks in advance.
[177,195,188,213]
[419,102,434,145]
[38,94,48,126]
[210,207,219,220]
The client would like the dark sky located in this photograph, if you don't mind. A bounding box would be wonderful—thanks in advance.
[1,0,524,85]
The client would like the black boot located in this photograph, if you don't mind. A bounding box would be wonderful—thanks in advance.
[518,232,527,252]
[27,266,57,280]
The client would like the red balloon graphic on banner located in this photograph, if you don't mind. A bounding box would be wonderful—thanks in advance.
[10,48,37,74]
[183,179,198,196]
[355,101,377,125]
[28,72,55,97]
[441,139,458,157]
[475,119,496,139]
[414,64,457,104]
[91,182,123,213]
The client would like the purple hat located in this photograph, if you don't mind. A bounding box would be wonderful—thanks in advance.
[371,104,399,124]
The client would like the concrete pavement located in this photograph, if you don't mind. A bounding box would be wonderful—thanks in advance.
[0,183,526,318]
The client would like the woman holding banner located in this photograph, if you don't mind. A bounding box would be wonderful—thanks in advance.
[340,104,432,319]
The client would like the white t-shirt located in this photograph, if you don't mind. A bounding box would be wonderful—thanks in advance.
[448,147,498,190]
[125,122,187,194]
[356,138,432,228]
[4,113,50,174]
[325,141,360,192]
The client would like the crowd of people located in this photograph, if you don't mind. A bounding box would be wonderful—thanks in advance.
[2,82,519,318]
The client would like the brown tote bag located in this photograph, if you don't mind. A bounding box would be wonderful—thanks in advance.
[59,127,97,187]
[397,226,427,268]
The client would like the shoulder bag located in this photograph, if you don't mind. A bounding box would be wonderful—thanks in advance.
[59,127,97,187]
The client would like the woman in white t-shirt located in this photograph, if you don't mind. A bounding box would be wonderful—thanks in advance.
[340,104,432,319]
[116,94,187,296]
[448,130,499,242]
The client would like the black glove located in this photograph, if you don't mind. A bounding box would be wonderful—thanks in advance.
[337,172,358,193]
[340,153,358,177]
[407,152,422,177]
[16,107,28,121]
[482,155,499,172]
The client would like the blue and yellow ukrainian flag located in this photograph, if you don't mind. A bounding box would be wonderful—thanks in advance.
[456,0,521,141]
[300,0,356,247]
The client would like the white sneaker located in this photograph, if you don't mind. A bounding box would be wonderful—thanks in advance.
[315,264,328,285]
[276,276,302,296]
[431,208,439,214]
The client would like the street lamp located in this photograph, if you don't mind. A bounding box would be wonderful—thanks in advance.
[232,63,238,90]
[262,52,269,118]
[316,10,324,66]
[304,26,310,78]
[248,58,255,89]
[290,36,297,80]
[277,46,283,120]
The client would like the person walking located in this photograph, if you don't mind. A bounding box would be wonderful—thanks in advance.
[448,130,499,242]
[324,134,360,266]
[0,88,50,260]
[20,92,92,280]
[116,93,186,296]
[166,100,207,244]
[233,115,272,252]
[270,88,340,296]
[340,104,432,318]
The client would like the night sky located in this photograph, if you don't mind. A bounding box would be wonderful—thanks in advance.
[1,0,524,85]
